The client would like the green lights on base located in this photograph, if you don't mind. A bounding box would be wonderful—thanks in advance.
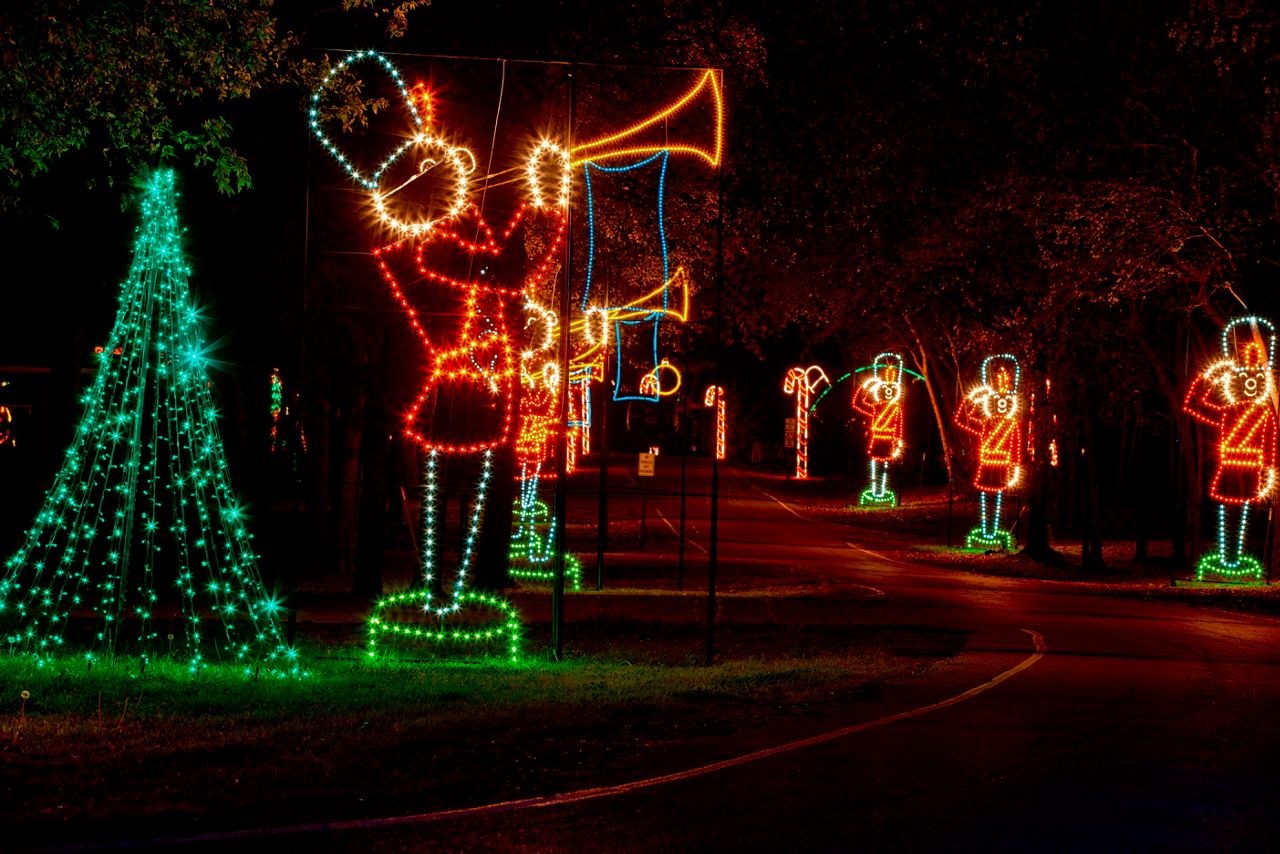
[509,499,583,590]
[1195,553,1264,581]
[368,589,522,662]
[0,170,297,675]
[509,553,584,590]
[367,449,524,661]
[858,487,898,508]
[965,527,1015,552]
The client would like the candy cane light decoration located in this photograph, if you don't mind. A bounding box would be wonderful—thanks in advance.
[1183,316,1278,581]
[704,385,726,460]
[784,366,830,480]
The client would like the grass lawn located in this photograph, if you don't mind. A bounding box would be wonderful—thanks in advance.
[0,616,964,848]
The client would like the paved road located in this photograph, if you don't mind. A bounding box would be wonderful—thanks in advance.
[202,464,1280,850]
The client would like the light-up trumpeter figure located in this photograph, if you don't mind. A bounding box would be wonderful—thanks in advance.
[851,353,906,506]
[311,51,573,659]
[1183,316,1278,581]
[955,354,1023,551]
[784,365,831,480]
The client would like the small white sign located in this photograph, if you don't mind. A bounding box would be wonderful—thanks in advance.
[638,452,656,477]
[784,418,797,449]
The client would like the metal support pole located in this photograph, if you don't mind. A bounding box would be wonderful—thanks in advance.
[552,65,575,659]
[706,90,724,667]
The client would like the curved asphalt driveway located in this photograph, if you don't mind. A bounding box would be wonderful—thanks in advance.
[146,467,1280,851]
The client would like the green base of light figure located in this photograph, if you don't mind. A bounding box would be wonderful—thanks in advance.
[1195,501,1265,582]
[508,497,583,591]
[509,554,584,590]
[858,458,898,507]
[367,589,522,662]
[965,527,1016,552]
[367,449,523,662]
[1194,552,1264,582]
[966,490,1013,551]
[858,487,898,507]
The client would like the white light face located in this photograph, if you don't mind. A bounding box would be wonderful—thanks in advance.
[1236,369,1272,402]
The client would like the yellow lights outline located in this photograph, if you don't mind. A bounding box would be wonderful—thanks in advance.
[526,139,572,209]
[569,267,691,381]
[570,69,724,168]
[639,359,682,397]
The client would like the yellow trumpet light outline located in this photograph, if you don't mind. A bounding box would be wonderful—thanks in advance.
[568,268,691,380]
[570,70,724,168]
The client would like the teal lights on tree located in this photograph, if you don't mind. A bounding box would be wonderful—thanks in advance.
[0,171,297,674]
[1183,316,1277,581]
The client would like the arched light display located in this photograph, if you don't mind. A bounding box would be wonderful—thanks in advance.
[704,385,726,460]
[1183,316,1278,581]
[784,366,831,480]
[0,171,297,674]
[955,354,1023,551]
[850,352,906,506]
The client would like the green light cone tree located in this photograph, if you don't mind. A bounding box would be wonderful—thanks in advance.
[0,170,297,674]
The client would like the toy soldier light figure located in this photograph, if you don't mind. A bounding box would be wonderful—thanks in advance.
[851,352,906,506]
[955,354,1024,551]
[1183,316,1278,581]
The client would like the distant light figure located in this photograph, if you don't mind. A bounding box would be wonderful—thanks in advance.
[851,353,906,506]
[784,366,830,479]
[1183,316,1278,581]
[704,385,726,460]
[955,354,1023,551]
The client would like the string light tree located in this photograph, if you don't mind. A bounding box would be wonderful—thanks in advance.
[783,366,831,479]
[0,171,298,675]
[850,352,906,506]
[1183,316,1278,581]
[954,354,1024,551]
[310,51,575,661]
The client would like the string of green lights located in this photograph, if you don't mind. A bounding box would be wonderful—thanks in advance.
[0,171,299,675]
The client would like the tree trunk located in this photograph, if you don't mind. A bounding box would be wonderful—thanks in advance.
[904,327,953,487]
[1022,389,1058,562]
[1081,403,1108,573]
